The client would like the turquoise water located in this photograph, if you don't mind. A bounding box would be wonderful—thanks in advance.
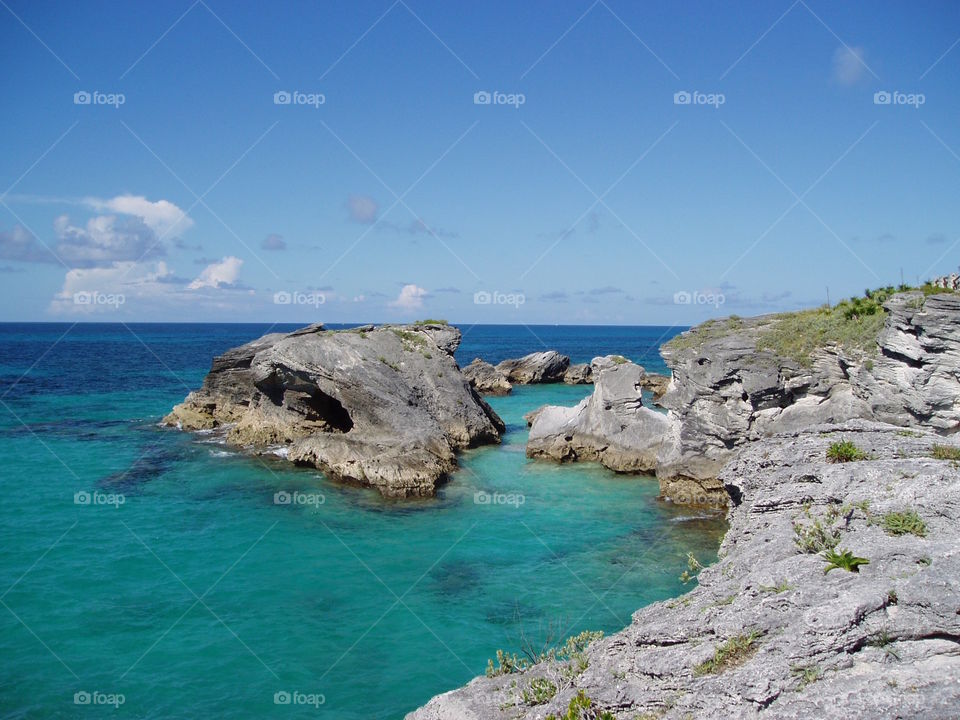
[0,324,724,719]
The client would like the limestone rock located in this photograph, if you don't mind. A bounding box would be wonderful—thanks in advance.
[462,358,512,395]
[164,324,504,498]
[526,361,670,473]
[496,351,570,384]
[563,363,593,384]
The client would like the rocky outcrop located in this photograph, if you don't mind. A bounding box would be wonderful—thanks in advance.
[164,323,504,498]
[527,361,669,472]
[497,351,570,384]
[563,363,593,384]
[462,358,513,395]
[655,292,960,504]
[409,421,960,719]
[639,372,670,402]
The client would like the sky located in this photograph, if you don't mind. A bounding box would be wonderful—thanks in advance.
[1,0,958,325]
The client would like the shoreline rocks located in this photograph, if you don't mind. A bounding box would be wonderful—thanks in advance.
[462,358,513,395]
[496,351,570,384]
[409,421,960,718]
[526,360,670,473]
[164,323,504,498]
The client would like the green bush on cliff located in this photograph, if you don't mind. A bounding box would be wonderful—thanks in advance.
[693,631,761,675]
[545,690,614,720]
[826,439,869,463]
[756,296,888,367]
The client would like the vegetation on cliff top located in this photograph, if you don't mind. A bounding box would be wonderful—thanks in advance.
[665,285,955,367]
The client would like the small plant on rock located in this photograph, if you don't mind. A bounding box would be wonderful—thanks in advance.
[545,690,614,720]
[930,444,960,461]
[679,552,704,584]
[693,631,761,675]
[876,509,927,537]
[521,677,557,705]
[822,548,870,573]
[826,439,869,463]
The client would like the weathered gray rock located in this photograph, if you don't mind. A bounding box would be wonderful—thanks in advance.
[563,362,593,384]
[640,372,670,402]
[409,421,960,718]
[497,351,570,384]
[655,292,960,504]
[164,323,504,498]
[462,358,512,395]
[527,361,670,472]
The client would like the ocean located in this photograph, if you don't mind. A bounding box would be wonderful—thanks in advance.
[0,323,725,719]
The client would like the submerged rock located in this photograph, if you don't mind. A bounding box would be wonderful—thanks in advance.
[496,351,570,384]
[462,358,512,395]
[409,421,960,718]
[526,361,669,472]
[164,323,504,498]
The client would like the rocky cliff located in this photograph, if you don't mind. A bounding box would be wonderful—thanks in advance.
[164,323,504,498]
[409,420,960,719]
[655,291,960,504]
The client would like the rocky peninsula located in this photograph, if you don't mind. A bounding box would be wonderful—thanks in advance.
[164,322,504,498]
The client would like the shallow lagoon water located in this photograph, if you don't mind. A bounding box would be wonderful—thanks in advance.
[0,324,724,719]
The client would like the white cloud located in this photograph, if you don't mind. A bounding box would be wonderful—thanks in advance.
[49,261,177,314]
[54,213,165,267]
[84,194,194,237]
[388,284,428,310]
[346,195,378,224]
[189,256,243,289]
[261,233,286,251]
[832,46,867,85]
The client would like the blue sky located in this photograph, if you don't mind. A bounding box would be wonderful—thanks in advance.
[1,0,958,324]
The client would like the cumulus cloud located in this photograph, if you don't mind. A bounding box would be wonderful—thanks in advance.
[831,46,868,85]
[189,256,244,290]
[346,195,378,224]
[84,195,193,237]
[0,194,194,268]
[53,214,165,267]
[261,233,286,251]
[388,283,428,310]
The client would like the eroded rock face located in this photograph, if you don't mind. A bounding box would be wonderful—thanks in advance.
[462,358,513,395]
[563,363,593,384]
[164,323,504,498]
[496,351,570,384]
[409,421,960,719]
[656,292,960,503]
[526,361,669,472]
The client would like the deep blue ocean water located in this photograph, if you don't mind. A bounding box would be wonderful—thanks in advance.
[0,323,724,719]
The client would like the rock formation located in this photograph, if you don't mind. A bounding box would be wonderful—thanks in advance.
[409,421,960,718]
[563,363,593,384]
[496,351,570,384]
[655,291,960,504]
[527,360,669,472]
[164,323,504,498]
[462,358,513,395]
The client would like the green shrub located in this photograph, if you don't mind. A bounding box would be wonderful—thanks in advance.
[545,691,614,720]
[826,439,868,463]
[694,632,761,675]
[930,444,960,460]
[521,677,557,705]
[415,318,448,325]
[822,548,870,573]
[793,517,840,554]
[877,509,926,537]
